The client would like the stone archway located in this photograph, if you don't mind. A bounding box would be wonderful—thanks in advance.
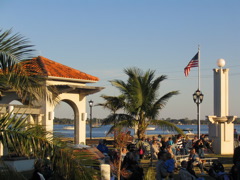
[56,99,82,144]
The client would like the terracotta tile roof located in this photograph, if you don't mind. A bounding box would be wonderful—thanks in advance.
[21,56,99,82]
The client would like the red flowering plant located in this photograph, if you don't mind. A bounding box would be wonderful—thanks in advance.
[110,127,131,180]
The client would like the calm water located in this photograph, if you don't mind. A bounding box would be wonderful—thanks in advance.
[54,124,240,138]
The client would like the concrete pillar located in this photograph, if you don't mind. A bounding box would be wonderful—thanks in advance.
[75,112,87,144]
[100,164,110,180]
[0,143,3,156]
[74,96,86,145]
[28,115,35,124]
[207,59,237,155]
[213,68,229,117]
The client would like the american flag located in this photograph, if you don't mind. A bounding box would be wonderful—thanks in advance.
[184,52,199,77]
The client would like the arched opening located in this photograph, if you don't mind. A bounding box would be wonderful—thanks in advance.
[54,100,76,140]
[8,100,29,120]
[9,100,23,105]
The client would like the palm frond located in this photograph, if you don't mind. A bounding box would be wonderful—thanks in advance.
[155,91,179,109]
[150,119,183,134]
[102,113,134,125]
[0,29,34,66]
[149,91,179,119]
[106,119,136,135]
[96,94,125,113]
[0,29,58,104]
[0,113,53,158]
[151,75,167,90]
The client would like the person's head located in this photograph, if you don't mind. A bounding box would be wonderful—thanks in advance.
[190,148,196,154]
[127,144,136,152]
[122,147,127,154]
[234,129,237,132]
[177,134,182,139]
[152,140,157,145]
[168,137,172,141]
[158,151,167,161]
[194,135,198,140]
[141,137,145,141]
[166,152,172,159]
[99,139,104,144]
[200,134,205,139]
[181,160,188,168]
[152,136,156,140]
[166,146,173,154]
[162,137,166,142]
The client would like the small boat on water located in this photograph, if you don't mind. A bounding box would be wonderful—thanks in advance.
[63,126,74,130]
[92,125,101,128]
[146,127,156,131]
[182,128,194,135]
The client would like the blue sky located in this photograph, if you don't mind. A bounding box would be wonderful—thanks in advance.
[1,0,240,120]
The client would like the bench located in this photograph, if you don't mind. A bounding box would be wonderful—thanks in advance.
[175,155,218,168]
[175,155,189,165]
[201,157,218,166]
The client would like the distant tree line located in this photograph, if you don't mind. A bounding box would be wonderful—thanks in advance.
[53,117,240,125]
[162,117,240,125]
[54,117,102,125]
[234,118,240,124]
[162,118,208,125]
[54,117,74,124]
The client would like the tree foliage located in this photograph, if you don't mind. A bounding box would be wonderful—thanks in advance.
[102,67,183,138]
[0,28,57,104]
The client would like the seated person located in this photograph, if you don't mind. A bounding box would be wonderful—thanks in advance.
[188,148,205,175]
[97,139,109,155]
[163,153,175,180]
[156,151,168,180]
[122,144,143,180]
[187,161,200,179]
[151,140,160,160]
[179,160,196,180]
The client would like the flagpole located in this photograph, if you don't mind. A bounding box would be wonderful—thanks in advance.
[198,45,200,90]
[198,45,201,139]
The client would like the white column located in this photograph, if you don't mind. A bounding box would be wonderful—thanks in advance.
[214,68,229,117]
[75,109,86,144]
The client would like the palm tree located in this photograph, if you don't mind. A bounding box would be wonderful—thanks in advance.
[97,95,125,141]
[0,28,56,104]
[105,67,182,139]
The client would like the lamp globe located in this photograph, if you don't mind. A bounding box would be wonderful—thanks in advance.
[217,58,226,68]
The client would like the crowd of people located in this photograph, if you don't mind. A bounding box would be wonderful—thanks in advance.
[96,134,218,180]
[135,134,213,160]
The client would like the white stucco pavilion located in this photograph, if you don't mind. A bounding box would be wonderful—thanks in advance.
[0,56,103,146]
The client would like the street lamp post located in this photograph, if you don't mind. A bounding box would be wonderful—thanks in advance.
[89,100,93,140]
[193,89,204,139]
